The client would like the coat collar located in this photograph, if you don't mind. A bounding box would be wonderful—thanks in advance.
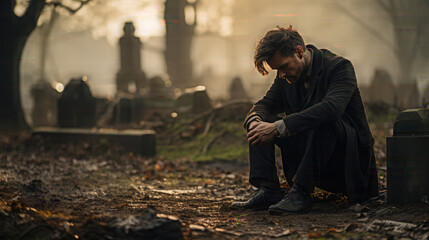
[304,44,323,107]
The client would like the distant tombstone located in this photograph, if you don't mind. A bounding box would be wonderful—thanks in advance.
[114,97,133,125]
[396,80,420,109]
[58,77,96,128]
[148,76,174,99]
[368,69,396,106]
[175,86,212,114]
[116,21,147,94]
[31,80,58,127]
[229,76,248,100]
[423,86,429,108]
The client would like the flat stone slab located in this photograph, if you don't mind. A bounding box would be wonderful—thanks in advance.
[33,127,156,157]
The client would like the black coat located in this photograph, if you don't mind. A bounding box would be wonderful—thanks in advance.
[244,45,379,203]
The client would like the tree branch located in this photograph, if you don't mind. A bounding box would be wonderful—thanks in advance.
[333,0,397,52]
[18,0,46,35]
[46,0,91,14]
[192,0,198,28]
[374,0,392,14]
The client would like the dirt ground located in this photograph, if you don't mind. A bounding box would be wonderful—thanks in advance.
[1,122,429,239]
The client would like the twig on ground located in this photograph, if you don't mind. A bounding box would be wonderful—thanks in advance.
[202,130,227,155]
[202,113,215,137]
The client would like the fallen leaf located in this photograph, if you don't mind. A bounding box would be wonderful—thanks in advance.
[307,231,322,238]
[328,228,342,233]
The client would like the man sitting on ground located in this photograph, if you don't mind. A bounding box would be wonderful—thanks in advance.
[231,26,379,214]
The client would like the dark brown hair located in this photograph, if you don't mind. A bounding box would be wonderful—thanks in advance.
[254,25,305,75]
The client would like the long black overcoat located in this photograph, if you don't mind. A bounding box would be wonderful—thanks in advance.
[244,45,379,203]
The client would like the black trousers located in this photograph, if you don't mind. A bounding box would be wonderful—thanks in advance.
[249,120,347,193]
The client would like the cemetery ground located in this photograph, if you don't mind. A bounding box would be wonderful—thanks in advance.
[1,105,429,239]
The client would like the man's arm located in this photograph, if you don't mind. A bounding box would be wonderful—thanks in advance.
[243,77,284,129]
[282,59,357,135]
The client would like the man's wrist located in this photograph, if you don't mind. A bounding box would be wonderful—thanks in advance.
[275,119,290,137]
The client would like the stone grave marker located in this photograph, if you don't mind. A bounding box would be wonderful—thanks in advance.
[58,77,96,128]
[387,108,429,203]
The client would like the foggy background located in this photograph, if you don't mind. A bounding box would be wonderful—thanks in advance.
[19,0,429,123]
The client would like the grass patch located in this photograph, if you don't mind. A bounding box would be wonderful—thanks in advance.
[158,120,248,162]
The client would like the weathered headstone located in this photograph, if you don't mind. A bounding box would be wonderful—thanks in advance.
[116,22,147,94]
[387,108,429,203]
[58,77,96,128]
[148,76,174,99]
[114,97,133,125]
[175,86,212,114]
[139,76,176,121]
[396,81,420,109]
[31,80,58,127]
[423,86,429,108]
[368,69,396,106]
[229,76,249,100]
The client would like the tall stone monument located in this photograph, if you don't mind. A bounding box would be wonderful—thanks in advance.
[116,22,146,94]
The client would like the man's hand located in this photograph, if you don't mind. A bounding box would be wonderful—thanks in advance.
[247,121,278,146]
[247,120,260,132]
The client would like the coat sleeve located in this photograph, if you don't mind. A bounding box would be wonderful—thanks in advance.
[243,77,284,129]
[283,59,357,135]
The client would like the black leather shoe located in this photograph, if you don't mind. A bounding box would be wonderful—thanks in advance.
[268,187,312,215]
[231,187,285,211]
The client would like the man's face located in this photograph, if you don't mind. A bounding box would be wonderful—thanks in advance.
[267,48,304,84]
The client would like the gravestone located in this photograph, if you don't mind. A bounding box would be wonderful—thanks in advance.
[148,76,174,100]
[386,108,429,203]
[58,77,96,128]
[175,86,212,114]
[396,81,420,109]
[114,97,133,125]
[368,69,396,106]
[116,21,147,94]
[142,76,175,121]
[31,80,58,127]
[423,86,429,108]
[229,76,249,100]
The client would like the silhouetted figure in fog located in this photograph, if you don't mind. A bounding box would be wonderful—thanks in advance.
[116,22,147,94]
[231,26,378,214]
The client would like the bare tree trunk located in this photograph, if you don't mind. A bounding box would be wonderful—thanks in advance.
[0,0,45,132]
[39,7,58,81]
[164,0,197,89]
[340,0,428,85]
